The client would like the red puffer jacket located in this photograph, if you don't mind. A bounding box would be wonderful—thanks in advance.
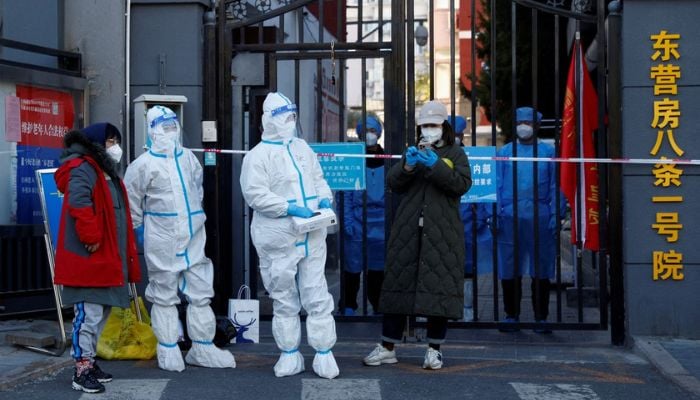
[53,156,141,287]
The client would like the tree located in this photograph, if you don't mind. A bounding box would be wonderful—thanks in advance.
[473,0,534,140]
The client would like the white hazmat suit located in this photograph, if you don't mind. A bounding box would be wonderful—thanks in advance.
[124,106,235,372]
[240,92,339,379]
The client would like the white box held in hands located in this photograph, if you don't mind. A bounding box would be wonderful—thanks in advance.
[291,208,337,234]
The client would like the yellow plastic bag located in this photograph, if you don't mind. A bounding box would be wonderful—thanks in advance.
[97,297,157,360]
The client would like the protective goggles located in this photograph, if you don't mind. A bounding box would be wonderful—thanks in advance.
[270,104,297,117]
[150,113,179,128]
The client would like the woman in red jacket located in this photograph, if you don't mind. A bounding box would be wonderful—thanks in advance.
[54,123,141,394]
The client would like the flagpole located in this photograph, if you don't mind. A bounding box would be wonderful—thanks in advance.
[554,13,563,324]
[574,27,585,323]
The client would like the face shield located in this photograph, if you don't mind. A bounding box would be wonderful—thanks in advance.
[146,106,181,149]
[262,102,299,139]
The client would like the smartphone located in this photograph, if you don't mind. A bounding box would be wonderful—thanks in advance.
[418,141,434,150]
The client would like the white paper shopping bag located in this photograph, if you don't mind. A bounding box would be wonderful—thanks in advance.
[228,285,259,343]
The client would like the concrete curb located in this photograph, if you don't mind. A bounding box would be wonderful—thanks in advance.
[634,337,700,398]
[0,354,72,391]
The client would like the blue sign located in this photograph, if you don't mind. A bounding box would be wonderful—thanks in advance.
[35,168,62,253]
[309,143,366,191]
[462,146,497,203]
[204,151,217,166]
[17,146,62,224]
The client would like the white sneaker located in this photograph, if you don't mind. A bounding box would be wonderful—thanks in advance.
[363,344,398,366]
[422,347,443,370]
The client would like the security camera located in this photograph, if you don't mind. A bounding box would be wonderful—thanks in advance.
[415,24,429,47]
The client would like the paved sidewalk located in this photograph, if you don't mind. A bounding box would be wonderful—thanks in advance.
[1,318,699,398]
[634,336,700,398]
[0,319,73,390]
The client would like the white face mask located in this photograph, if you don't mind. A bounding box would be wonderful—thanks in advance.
[516,124,534,140]
[279,120,297,139]
[420,127,443,144]
[264,112,297,139]
[366,132,379,146]
[106,144,123,163]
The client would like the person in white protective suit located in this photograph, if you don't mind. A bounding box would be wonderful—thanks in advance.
[124,106,236,372]
[240,92,339,379]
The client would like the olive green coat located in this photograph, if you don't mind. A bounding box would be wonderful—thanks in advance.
[379,143,472,319]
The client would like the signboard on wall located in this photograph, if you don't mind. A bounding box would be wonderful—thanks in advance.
[309,142,366,191]
[15,85,74,224]
[622,0,700,338]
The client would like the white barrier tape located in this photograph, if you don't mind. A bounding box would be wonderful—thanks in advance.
[190,148,700,166]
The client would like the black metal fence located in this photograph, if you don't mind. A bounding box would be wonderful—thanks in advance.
[220,0,614,333]
[0,225,54,317]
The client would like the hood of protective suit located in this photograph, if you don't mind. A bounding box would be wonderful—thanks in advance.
[515,107,542,124]
[261,92,298,142]
[356,116,383,138]
[447,115,467,135]
[147,105,181,153]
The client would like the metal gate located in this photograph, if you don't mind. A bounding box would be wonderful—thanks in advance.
[212,0,620,336]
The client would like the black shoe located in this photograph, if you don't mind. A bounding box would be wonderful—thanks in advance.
[91,362,113,383]
[498,316,520,333]
[72,371,106,393]
[533,320,553,334]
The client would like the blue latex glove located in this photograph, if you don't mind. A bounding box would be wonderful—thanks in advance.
[134,225,144,247]
[405,146,420,167]
[416,148,439,167]
[319,198,332,209]
[287,204,314,218]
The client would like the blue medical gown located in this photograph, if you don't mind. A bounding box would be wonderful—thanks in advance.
[342,166,385,273]
[494,140,564,280]
[460,202,492,276]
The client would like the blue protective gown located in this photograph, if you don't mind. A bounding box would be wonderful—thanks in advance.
[459,202,492,276]
[342,166,385,273]
[495,140,561,280]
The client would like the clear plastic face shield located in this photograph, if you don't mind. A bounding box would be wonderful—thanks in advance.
[268,103,300,139]
[161,119,179,135]
[151,114,181,145]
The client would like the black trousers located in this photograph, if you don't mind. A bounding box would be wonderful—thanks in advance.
[501,278,551,321]
[381,313,448,344]
[341,270,385,312]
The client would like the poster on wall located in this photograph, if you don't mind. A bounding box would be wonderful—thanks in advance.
[15,85,74,225]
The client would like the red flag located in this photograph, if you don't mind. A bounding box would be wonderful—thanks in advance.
[560,42,600,250]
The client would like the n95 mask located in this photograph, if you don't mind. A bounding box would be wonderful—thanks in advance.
[420,127,443,144]
[516,124,534,140]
